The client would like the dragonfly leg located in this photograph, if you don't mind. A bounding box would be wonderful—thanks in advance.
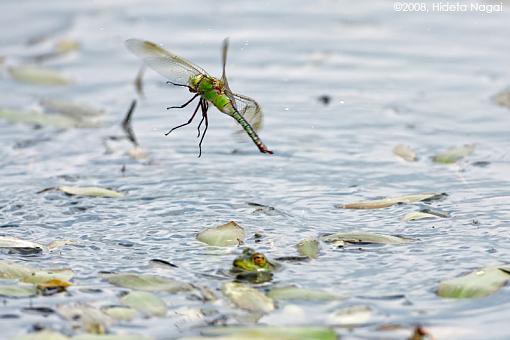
[196,115,205,138]
[164,100,201,136]
[197,100,209,158]
[167,94,199,110]
[166,80,191,90]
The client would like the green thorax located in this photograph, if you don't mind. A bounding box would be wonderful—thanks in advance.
[189,74,235,114]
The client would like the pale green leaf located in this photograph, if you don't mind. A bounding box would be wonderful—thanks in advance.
[222,282,274,314]
[101,306,137,321]
[267,286,337,302]
[57,304,112,334]
[437,267,510,298]
[402,211,439,222]
[58,186,123,198]
[321,232,409,245]
[432,144,475,164]
[393,144,417,161]
[296,238,319,259]
[0,108,81,128]
[0,260,74,284]
[121,291,167,317]
[104,273,192,293]
[196,221,245,247]
[181,326,337,340]
[327,305,372,326]
[73,334,153,340]
[0,284,37,298]
[8,65,73,86]
[340,193,445,209]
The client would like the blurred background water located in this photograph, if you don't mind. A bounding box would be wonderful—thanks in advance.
[1,0,510,339]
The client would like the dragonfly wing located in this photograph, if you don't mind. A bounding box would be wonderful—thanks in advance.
[125,39,208,85]
[230,92,264,132]
[221,38,230,88]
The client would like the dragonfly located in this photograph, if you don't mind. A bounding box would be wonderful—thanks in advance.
[125,38,273,157]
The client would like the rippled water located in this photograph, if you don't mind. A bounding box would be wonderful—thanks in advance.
[1,0,510,339]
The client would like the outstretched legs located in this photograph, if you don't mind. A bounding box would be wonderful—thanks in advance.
[167,94,199,110]
[198,99,209,158]
[165,100,201,136]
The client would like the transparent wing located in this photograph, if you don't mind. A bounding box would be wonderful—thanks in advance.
[125,39,209,85]
[230,92,264,132]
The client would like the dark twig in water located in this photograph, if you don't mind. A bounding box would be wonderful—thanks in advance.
[134,65,146,98]
[122,99,138,146]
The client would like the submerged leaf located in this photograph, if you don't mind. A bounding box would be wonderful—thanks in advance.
[321,232,409,246]
[296,238,319,259]
[267,286,337,302]
[0,284,38,298]
[0,260,74,284]
[393,144,417,161]
[121,291,167,317]
[437,267,510,298]
[183,326,337,340]
[432,144,475,164]
[328,305,373,326]
[222,282,275,314]
[101,306,137,321]
[494,89,510,108]
[57,304,112,334]
[0,108,82,128]
[104,273,192,293]
[40,98,104,119]
[58,186,123,198]
[196,221,245,246]
[340,193,445,209]
[8,65,73,85]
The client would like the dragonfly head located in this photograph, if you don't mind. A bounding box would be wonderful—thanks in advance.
[188,74,204,93]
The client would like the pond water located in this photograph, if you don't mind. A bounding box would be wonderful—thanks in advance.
[1,0,510,339]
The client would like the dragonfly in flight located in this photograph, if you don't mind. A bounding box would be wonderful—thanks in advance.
[125,38,273,157]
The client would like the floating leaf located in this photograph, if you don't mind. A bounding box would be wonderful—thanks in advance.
[0,284,37,298]
[183,326,337,340]
[321,232,409,246]
[0,236,73,253]
[8,65,73,86]
[121,291,167,317]
[37,278,72,295]
[267,286,337,302]
[196,221,245,247]
[104,273,192,293]
[40,99,104,120]
[58,186,123,198]
[0,236,45,253]
[55,39,80,54]
[16,330,70,340]
[222,282,274,314]
[0,260,74,284]
[101,306,137,321]
[402,211,440,222]
[393,144,417,161]
[0,108,81,128]
[340,193,445,209]
[327,305,373,326]
[296,238,319,259]
[432,144,475,164]
[437,267,510,298]
[57,304,112,334]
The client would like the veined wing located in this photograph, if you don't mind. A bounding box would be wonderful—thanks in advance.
[230,92,263,132]
[125,39,209,86]
[219,38,263,132]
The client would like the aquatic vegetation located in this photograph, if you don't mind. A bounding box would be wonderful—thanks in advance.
[196,221,245,246]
